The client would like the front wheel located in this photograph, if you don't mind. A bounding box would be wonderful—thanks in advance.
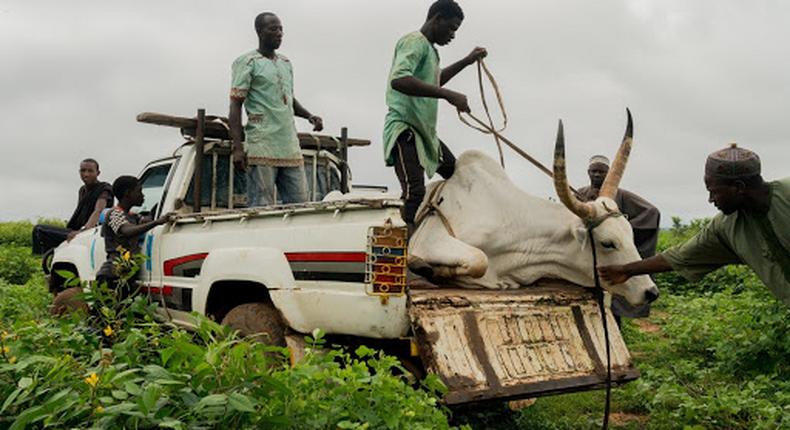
[41,249,54,275]
[221,302,286,346]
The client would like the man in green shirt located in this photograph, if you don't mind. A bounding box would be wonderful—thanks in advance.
[383,0,487,228]
[229,12,323,207]
[599,144,790,306]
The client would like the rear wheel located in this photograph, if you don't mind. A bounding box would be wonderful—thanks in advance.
[221,302,286,346]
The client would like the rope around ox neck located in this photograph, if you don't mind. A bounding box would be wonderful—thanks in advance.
[413,181,456,237]
[586,215,618,430]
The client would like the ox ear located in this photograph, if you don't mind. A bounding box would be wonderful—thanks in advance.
[570,222,589,248]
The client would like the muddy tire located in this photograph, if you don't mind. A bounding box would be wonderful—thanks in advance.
[221,302,286,346]
[51,286,89,316]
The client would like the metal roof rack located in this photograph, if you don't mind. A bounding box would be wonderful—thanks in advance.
[138,109,370,212]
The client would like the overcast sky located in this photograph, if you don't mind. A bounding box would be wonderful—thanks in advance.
[1,0,788,226]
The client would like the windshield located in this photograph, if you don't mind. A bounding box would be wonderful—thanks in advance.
[135,163,173,216]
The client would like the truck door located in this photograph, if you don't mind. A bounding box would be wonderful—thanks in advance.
[408,283,639,404]
[135,160,177,288]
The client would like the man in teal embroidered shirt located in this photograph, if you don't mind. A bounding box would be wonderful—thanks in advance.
[599,144,790,306]
[229,12,324,207]
[383,0,487,229]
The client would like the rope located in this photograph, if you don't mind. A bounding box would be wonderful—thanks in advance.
[457,60,578,195]
[413,181,455,237]
[587,214,618,430]
[457,60,508,167]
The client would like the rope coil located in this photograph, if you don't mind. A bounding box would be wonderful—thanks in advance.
[457,60,508,167]
[457,59,578,195]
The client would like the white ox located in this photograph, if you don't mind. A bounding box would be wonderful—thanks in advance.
[408,113,659,306]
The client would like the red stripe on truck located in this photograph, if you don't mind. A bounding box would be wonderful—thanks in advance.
[285,252,366,263]
[140,285,174,296]
[163,253,209,276]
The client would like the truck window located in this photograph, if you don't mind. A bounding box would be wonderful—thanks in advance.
[303,151,343,201]
[136,163,173,217]
[185,152,246,210]
[185,150,342,210]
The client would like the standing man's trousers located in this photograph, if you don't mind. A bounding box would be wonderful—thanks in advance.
[391,129,456,226]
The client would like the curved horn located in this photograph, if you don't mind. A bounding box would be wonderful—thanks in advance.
[553,120,595,219]
[599,108,633,199]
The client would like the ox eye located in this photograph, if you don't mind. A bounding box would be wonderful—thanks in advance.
[601,241,617,250]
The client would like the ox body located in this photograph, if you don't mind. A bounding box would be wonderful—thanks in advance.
[409,113,659,307]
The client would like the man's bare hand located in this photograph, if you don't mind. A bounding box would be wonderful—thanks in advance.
[444,90,470,113]
[66,230,79,242]
[232,146,248,172]
[155,212,176,226]
[308,115,324,132]
[598,265,630,285]
[465,46,488,65]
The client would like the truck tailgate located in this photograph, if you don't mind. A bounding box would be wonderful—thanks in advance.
[408,282,639,404]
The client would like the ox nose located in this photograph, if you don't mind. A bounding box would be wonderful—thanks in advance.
[644,288,659,304]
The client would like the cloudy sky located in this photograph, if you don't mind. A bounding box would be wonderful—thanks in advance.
[1,0,788,225]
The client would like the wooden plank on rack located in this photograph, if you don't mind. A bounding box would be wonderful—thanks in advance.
[137,112,370,149]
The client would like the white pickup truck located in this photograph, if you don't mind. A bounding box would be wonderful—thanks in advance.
[48,112,639,404]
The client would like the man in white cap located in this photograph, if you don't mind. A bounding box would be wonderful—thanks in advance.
[578,154,661,324]
[599,144,790,306]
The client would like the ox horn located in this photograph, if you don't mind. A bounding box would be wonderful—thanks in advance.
[553,120,595,220]
[599,108,633,199]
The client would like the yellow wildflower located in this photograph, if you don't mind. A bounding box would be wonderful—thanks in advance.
[122,251,131,261]
[1,331,8,340]
[8,356,16,364]
[103,326,114,337]
[1,346,9,354]
[84,372,99,388]
[94,405,104,414]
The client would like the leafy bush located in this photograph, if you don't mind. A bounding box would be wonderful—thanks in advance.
[515,218,790,429]
[657,290,789,379]
[0,222,35,247]
[0,256,461,430]
[0,277,52,323]
[0,219,65,248]
[0,246,36,285]
[656,216,711,253]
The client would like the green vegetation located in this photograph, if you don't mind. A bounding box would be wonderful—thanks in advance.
[515,217,790,429]
[0,251,459,429]
[0,246,36,285]
[0,219,64,248]
[1,219,788,429]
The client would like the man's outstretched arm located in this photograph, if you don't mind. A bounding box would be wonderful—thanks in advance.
[391,76,470,112]
[117,213,173,239]
[67,192,110,241]
[598,254,674,284]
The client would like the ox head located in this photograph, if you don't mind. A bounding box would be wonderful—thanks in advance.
[553,109,659,306]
